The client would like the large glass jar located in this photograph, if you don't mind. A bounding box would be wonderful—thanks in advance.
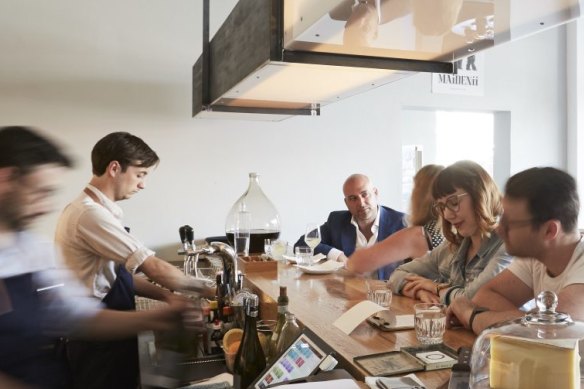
[470,291,584,389]
[225,173,281,254]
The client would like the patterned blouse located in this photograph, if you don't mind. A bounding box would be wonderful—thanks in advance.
[423,218,444,250]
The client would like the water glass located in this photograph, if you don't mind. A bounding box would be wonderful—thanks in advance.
[294,246,312,266]
[269,239,287,261]
[234,211,251,256]
[264,239,272,256]
[414,303,447,345]
[367,282,392,308]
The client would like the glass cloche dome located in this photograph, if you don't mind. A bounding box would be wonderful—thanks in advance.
[470,291,584,389]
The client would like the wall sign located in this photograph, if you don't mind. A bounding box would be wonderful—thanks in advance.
[432,53,484,96]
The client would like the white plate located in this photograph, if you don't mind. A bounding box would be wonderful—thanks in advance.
[296,260,344,274]
[283,253,326,264]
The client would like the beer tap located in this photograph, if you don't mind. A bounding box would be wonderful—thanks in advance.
[206,242,239,293]
[179,225,195,253]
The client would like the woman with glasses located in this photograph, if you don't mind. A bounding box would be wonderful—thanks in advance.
[388,160,512,305]
[346,164,445,274]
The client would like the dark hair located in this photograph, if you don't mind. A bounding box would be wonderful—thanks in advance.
[433,160,502,246]
[505,167,579,232]
[91,132,159,176]
[0,126,73,173]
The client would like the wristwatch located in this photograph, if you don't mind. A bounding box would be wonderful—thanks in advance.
[469,306,489,331]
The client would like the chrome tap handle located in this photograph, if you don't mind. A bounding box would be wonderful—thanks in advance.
[208,242,239,292]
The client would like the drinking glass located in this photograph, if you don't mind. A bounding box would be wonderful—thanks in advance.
[269,239,287,261]
[367,280,392,308]
[414,303,447,345]
[234,211,251,256]
[294,246,312,266]
[264,239,272,256]
[304,223,321,256]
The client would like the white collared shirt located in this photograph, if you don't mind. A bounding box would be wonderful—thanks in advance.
[327,207,381,261]
[55,185,154,300]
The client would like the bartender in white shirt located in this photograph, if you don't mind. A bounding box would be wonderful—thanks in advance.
[55,131,213,389]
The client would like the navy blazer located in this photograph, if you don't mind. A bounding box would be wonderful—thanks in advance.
[295,206,407,280]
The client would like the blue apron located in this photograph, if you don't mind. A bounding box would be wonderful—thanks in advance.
[0,273,70,388]
[67,265,139,389]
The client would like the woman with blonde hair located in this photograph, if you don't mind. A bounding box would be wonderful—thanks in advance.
[346,164,445,274]
[389,160,512,305]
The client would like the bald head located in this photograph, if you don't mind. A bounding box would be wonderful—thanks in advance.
[343,174,379,226]
[343,174,370,194]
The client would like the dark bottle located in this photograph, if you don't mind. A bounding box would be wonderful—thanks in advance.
[222,306,234,332]
[206,301,220,354]
[233,295,266,389]
[210,318,224,355]
[268,286,289,362]
[215,272,231,320]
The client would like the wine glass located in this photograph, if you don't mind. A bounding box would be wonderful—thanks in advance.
[304,223,321,258]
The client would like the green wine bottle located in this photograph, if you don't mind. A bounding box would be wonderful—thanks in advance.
[233,295,266,389]
[275,312,301,357]
[268,286,288,362]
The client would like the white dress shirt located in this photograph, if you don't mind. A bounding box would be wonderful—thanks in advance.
[327,207,381,261]
[55,185,154,300]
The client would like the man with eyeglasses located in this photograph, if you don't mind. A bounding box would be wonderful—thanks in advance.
[447,167,584,334]
[294,174,407,279]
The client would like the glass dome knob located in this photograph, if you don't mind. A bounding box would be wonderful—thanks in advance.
[536,290,558,313]
[524,291,572,325]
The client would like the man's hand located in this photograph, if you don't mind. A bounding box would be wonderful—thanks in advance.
[447,296,474,329]
[160,297,206,333]
[181,276,215,298]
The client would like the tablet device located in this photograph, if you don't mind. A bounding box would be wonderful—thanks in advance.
[251,328,334,389]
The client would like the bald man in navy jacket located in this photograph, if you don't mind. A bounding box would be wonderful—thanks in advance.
[295,174,407,280]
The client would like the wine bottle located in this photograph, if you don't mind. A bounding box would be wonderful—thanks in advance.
[233,295,266,389]
[268,286,288,362]
[215,272,231,321]
[275,312,301,357]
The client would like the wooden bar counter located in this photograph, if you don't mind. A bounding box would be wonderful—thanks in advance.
[243,262,476,389]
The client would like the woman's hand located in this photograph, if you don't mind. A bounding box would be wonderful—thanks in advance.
[403,275,438,297]
[416,289,441,303]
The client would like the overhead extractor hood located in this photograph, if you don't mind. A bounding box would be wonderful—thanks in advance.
[192,0,582,121]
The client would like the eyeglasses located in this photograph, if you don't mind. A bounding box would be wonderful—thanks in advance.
[433,193,469,216]
[498,217,534,234]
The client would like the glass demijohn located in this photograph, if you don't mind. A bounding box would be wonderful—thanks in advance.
[226,173,281,254]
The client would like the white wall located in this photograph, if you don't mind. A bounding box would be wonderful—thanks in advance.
[0,25,568,260]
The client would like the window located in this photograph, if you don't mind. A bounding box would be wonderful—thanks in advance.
[401,108,507,212]
[435,111,494,176]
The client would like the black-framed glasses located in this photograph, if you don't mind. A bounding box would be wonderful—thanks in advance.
[498,217,534,233]
[433,193,469,216]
